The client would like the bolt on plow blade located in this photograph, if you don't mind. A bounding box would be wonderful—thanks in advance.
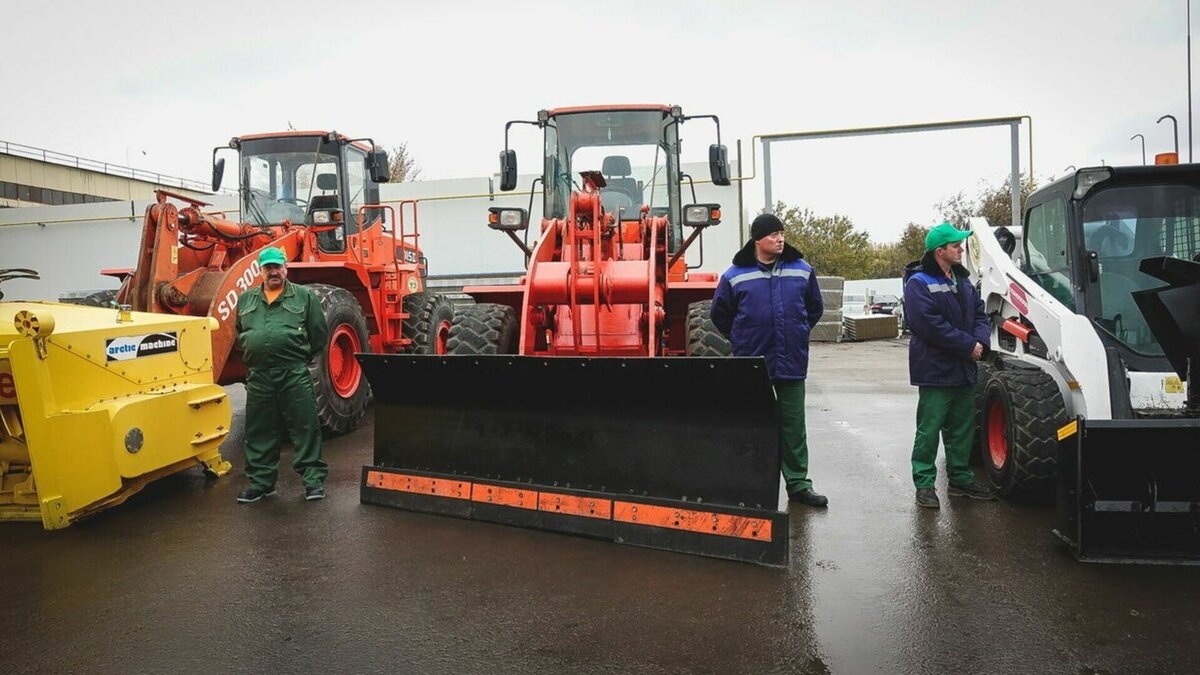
[1057,418,1200,564]
[358,355,788,566]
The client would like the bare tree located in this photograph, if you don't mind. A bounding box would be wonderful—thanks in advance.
[936,174,1039,229]
[388,143,422,183]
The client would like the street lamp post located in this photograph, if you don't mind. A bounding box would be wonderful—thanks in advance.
[1131,133,1146,165]
[1158,114,1180,156]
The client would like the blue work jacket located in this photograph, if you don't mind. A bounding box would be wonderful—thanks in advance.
[902,255,991,387]
[711,242,823,381]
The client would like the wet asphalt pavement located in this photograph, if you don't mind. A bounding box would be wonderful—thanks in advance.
[2,339,1199,673]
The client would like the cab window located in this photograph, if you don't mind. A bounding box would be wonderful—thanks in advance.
[346,147,367,234]
[1023,197,1075,310]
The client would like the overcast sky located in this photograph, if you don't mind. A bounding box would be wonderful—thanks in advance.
[2,0,1193,242]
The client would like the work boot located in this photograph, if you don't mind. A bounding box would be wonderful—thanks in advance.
[304,485,326,501]
[236,486,277,504]
[790,488,828,508]
[915,488,940,509]
[948,482,998,500]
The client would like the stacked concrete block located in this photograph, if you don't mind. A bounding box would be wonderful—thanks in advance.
[812,276,844,342]
[842,314,900,341]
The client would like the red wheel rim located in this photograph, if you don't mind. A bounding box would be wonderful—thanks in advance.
[986,398,1008,470]
[434,319,451,355]
[328,324,363,398]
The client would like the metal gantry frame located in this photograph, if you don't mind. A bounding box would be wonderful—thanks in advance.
[757,116,1033,228]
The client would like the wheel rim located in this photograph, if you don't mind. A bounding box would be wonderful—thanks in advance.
[328,324,363,398]
[986,398,1009,470]
[434,319,451,355]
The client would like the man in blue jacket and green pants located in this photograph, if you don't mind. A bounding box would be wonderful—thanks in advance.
[903,223,997,508]
[711,214,827,508]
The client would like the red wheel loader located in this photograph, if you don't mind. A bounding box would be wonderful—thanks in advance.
[359,105,788,566]
[104,131,452,436]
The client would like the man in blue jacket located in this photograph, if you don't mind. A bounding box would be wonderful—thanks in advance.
[903,223,997,508]
[711,214,827,508]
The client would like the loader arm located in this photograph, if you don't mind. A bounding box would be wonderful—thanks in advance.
[119,190,306,384]
[966,217,1112,419]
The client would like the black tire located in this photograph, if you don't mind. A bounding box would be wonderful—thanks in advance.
[447,303,519,354]
[979,361,1067,499]
[306,283,371,437]
[402,292,454,355]
[61,289,118,307]
[686,300,732,357]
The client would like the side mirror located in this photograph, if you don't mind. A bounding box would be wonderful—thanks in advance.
[499,149,518,192]
[369,149,390,184]
[488,206,529,231]
[683,203,722,228]
[709,144,730,187]
[212,157,225,192]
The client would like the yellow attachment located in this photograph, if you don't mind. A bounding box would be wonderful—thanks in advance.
[0,301,232,530]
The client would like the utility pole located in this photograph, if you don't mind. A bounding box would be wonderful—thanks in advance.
[1189,0,1194,161]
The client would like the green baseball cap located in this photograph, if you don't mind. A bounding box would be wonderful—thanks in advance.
[258,247,287,267]
[924,222,972,252]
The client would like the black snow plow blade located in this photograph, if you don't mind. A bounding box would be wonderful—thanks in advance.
[1057,418,1200,564]
[358,355,787,566]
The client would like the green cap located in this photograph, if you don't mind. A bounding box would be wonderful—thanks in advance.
[924,223,971,252]
[258,247,287,267]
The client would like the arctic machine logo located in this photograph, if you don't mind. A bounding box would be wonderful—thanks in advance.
[105,332,179,362]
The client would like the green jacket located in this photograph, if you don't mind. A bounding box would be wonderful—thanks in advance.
[235,282,327,370]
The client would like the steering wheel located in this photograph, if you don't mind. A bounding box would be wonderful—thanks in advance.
[276,197,308,208]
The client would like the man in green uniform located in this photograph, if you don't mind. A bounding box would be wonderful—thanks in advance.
[234,247,329,503]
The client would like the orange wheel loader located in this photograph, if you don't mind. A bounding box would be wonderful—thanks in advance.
[102,131,452,436]
[359,106,788,566]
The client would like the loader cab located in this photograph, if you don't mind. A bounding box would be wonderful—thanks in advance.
[1021,165,1200,371]
[224,133,384,253]
[543,108,685,248]
[525,106,728,254]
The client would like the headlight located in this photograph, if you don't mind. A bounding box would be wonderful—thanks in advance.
[683,203,722,228]
[487,207,529,231]
[1073,168,1113,200]
[313,211,331,225]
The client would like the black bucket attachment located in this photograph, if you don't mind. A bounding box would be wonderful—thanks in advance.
[1056,417,1200,563]
[358,355,787,566]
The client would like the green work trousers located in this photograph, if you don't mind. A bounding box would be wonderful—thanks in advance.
[911,385,976,489]
[244,364,326,490]
[776,379,812,493]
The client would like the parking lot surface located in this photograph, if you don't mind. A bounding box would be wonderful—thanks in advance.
[2,339,1197,673]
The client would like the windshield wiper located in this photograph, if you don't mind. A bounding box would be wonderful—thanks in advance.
[241,166,270,225]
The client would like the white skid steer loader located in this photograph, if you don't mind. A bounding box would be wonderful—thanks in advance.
[964,162,1200,563]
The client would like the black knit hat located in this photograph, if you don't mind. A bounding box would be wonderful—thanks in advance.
[751,213,785,241]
